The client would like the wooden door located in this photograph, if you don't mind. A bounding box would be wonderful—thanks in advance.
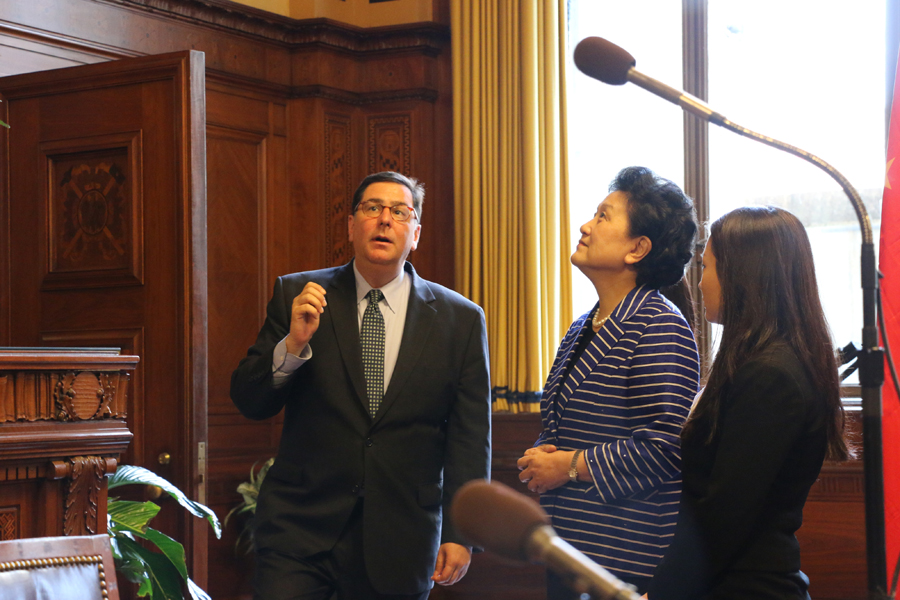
[0,51,209,588]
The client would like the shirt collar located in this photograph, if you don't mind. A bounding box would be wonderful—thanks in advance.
[353,261,405,315]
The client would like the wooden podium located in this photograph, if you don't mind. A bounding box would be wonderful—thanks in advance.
[0,348,136,540]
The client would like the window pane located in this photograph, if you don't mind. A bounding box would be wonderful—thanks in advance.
[708,0,886,382]
[567,1,684,316]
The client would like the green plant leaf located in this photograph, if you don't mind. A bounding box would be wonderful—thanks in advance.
[142,527,188,581]
[110,465,222,538]
[186,578,212,600]
[108,499,161,535]
[251,458,274,487]
[115,535,184,600]
[110,534,151,587]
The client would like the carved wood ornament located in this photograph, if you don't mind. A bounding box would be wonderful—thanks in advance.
[55,372,128,422]
[325,113,353,267]
[368,114,411,175]
[0,352,135,539]
[62,456,109,536]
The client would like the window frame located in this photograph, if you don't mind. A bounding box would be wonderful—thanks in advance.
[678,0,900,388]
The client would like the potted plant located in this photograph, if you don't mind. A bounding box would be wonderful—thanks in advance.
[224,458,274,553]
[107,465,222,600]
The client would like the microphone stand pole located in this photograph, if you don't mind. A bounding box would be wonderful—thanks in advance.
[624,65,888,594]
[702,119,887,599]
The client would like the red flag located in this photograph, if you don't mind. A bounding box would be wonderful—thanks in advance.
[878,53,900,590]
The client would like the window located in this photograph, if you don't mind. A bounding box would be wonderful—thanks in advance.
[566,0,895,383]
[566,0,683,318]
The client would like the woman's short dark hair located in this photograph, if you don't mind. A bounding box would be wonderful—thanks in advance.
[351,171,425,220]
[610,166,697,289]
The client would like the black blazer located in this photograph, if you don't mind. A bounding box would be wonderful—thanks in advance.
[649,344,828,600]
[230,261,491,595]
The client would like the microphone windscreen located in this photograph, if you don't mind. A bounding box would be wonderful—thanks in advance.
[451,479,550,561]
[573,36,636,85]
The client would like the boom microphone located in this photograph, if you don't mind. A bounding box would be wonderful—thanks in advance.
[573,36,727,125]
[452,480,641,600]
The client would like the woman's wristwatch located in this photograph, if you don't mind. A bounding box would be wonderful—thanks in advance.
[568,449,585,483]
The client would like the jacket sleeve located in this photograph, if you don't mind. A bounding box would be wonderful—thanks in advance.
[648,358,813,600]
[230,276,298,420]
[440,305,492,546]
[582,314,699,502]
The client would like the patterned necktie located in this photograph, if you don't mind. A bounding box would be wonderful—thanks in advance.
[361,289,385,416]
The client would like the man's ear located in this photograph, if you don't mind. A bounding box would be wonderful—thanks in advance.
[624,236,652,265]
[410,224,421,251]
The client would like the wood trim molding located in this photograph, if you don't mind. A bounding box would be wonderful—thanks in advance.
[91,0,449,51]
[292,85,439,105]
[0,21,141,62]
[1,1,448,103]
[0,422,132,462]
[807,461,865,502]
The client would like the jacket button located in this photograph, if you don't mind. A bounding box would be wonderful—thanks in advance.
[352,485,359,494]
[366,438,374,447]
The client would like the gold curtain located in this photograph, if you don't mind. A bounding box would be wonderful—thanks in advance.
[452,0,572,413]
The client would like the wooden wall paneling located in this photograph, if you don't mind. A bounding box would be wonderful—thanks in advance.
[205,119,269,599]
[0,50,209,585]
[0,28,112,77]
[287,96,333,273]
[266,99,290,285]
[6,95,43,346]
[0,477,57,540]
[430,32,454,289]
[799,464,867,600]
[324,106,355,268]
[205,82,290,600]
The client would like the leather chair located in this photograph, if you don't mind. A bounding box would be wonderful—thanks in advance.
[0,534,118,600]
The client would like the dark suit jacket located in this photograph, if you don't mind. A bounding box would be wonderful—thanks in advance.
[649,344,828,600]
[230,261,491,595]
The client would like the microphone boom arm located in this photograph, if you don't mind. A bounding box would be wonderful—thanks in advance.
[625,67,872,245]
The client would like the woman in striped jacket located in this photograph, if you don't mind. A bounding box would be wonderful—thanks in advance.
[517,166,700,598]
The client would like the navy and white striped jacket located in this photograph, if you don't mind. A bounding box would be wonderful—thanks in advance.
[536,286,700,580]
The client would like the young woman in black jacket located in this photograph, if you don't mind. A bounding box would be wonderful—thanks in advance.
[648,206,850,600]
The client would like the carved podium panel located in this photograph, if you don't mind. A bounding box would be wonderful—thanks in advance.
[0,349,136,541]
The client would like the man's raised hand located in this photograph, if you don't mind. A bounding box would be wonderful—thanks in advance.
[286,282,327,355]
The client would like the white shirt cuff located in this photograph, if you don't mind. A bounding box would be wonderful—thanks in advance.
[272,336,311,387]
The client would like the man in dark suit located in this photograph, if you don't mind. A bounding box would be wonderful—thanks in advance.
[231,171,491,600]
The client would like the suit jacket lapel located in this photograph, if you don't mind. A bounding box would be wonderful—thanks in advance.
[552,286,653,421]
[373,263,436,424]
[329,262,369,410]
[540,314,588,440]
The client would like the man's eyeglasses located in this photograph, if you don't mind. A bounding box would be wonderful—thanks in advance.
[356,201,418,223]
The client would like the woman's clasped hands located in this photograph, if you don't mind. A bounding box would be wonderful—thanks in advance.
[516,444,573,494]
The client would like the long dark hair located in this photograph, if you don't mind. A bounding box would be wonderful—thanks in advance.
[683,206,848,461]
